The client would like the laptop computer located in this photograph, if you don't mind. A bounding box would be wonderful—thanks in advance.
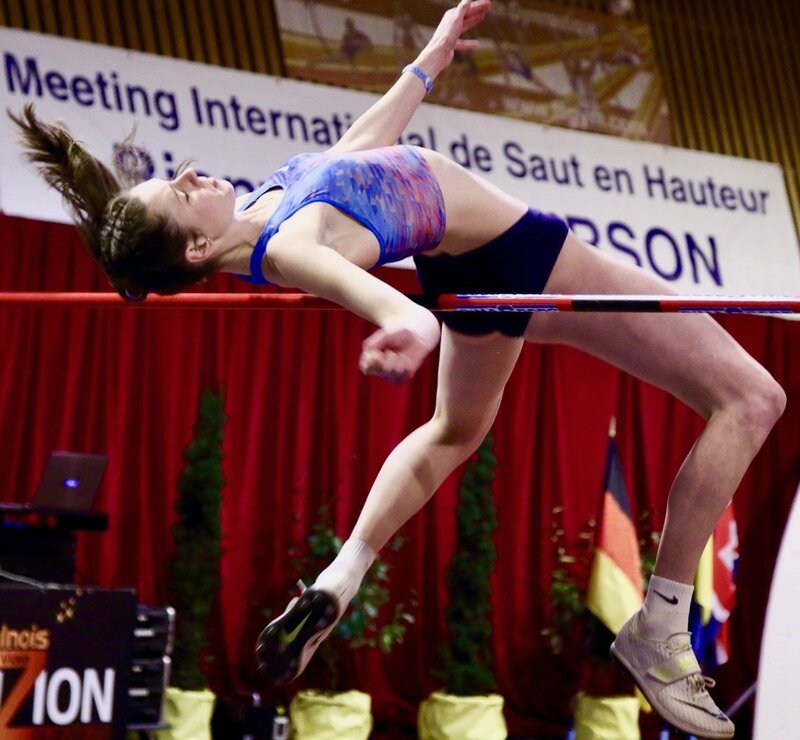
[31,451,108,511]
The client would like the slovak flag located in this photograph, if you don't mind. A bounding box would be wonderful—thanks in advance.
[690,502,739,668]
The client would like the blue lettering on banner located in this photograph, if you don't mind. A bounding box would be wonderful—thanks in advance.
[593,164,635,195]
[189,86,354,145]
[642,164,770,214]
[645,227,683,281]
[567,215,723,286]
[3,52,180,131]
[503,141,585,188]
[3,48,360,147]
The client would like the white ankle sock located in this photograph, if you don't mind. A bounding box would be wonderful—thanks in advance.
[312,538,376,609]
[639,575,694,638]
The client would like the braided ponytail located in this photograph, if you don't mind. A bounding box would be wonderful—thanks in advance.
[9,104,214,299]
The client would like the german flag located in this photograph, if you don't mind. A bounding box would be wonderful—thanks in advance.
[586,420,643,634]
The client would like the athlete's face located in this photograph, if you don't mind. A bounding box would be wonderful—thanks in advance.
[131,168,237,246]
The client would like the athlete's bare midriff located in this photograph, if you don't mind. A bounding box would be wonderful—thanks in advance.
[416,148,529,256]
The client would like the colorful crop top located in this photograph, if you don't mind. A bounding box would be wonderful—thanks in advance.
[236,145,446,284]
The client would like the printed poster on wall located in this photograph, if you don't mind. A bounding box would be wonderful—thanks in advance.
[273,0,672,143]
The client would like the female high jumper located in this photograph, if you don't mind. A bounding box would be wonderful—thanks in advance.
[11,2,783,736]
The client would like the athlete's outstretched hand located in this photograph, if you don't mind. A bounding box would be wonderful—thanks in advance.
[359,325,435,383]
[415,0,492,79]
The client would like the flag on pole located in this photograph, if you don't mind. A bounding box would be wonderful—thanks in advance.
[586,418,644,634]
[690,502,738,668]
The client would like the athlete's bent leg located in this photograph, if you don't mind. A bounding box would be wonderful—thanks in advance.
[525,233,785,738]
[257,329,523,683]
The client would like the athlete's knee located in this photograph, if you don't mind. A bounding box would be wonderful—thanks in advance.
[430,406,497,455]
[749,372,786,429]
[727,367,785,439]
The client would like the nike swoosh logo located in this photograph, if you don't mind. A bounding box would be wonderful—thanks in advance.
[676,698,728,720]
[279,613,311,646]
[655,590,679,605]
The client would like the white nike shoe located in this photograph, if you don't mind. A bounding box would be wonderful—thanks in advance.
[610,612,734,739]
[255,583,341,684]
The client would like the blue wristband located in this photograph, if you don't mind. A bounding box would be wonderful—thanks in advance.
[403,64,433,95]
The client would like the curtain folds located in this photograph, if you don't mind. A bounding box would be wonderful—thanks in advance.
[1,213,798,735]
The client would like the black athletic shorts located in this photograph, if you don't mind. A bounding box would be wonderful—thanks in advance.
[413,208,568,337]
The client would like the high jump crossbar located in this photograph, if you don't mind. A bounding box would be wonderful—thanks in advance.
[0,292,798,314]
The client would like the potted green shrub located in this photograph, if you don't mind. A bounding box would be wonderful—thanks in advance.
[157,389,226,740]
[285,508,415,740]
[418,433,508,740]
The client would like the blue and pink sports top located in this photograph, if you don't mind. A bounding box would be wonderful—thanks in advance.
[236,145,446,284]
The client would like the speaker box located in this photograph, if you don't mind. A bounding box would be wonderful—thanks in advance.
[126,605,175,729]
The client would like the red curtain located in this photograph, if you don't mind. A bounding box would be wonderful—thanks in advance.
[1,212,798,737]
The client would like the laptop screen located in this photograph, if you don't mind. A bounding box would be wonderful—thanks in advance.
[32,452,108,511]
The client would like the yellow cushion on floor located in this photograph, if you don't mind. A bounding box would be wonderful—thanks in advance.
[418,691,507,740]
[574,692,641,740]
[290,689,372,740]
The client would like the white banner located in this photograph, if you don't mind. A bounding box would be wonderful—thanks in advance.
[2,28,799,295]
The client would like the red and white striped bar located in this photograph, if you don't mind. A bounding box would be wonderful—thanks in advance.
[0,292,798,314]
[434,294,800,314]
